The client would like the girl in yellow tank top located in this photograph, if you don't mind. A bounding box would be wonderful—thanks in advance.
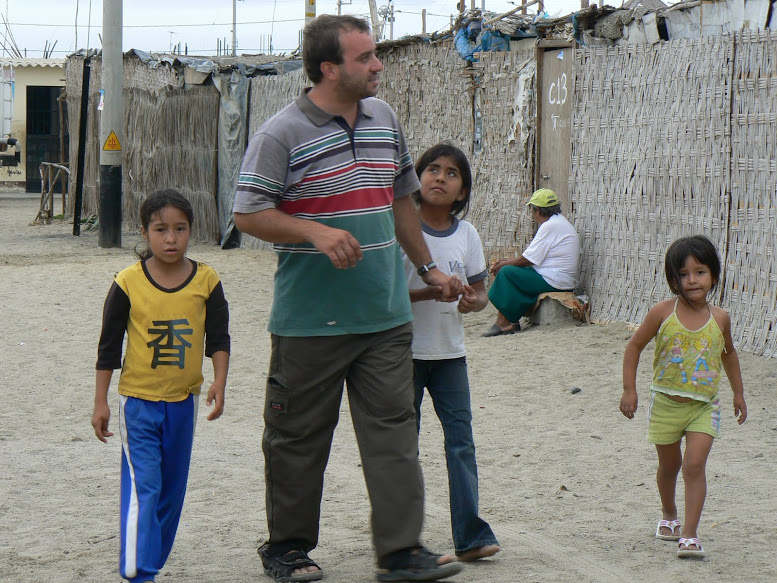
[620,235,747,559]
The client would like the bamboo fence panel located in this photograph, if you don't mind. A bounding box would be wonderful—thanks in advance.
[571,37,732,326]
[247,68,307,137]
[123,86,220,243]
[726,30,777,356]
[380,42,474,160]
[382,43,537,260]
[65,55,219,242]
[472,49,536,262]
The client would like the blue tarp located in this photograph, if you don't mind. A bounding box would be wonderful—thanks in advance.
[454,25,511,62]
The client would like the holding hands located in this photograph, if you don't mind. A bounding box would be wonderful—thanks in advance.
[422,269,462,302]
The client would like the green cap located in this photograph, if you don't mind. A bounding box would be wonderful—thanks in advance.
[527,188,559,208]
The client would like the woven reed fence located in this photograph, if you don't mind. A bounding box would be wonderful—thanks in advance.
[65,55,220,242]
[240,41,537,256]
[571,37,732,327]
[725,30,777,356]
[381,42,537,260]
[471,49,536,260]
[62,35,777,356]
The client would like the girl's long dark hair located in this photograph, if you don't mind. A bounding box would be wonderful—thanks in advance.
[664,235,721,303]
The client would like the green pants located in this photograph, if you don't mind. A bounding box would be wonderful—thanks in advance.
[488,266,562,323]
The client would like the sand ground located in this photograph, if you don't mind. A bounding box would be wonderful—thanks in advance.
[1,193,776,583]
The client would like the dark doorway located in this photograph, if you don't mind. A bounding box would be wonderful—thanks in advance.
[26,86,67,193]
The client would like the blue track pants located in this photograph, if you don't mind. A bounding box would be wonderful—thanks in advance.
[118,394,197,583]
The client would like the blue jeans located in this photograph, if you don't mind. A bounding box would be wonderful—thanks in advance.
[413,357,499,553]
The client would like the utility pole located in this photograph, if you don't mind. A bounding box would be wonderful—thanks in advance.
[389,0,394,40]
[99,0,122,248]
[368,0,382,40]
[337,0,352,15]
[305,0,316,23]
[232,0,237,56]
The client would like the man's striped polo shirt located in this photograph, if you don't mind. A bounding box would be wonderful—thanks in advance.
[234,90,421,337]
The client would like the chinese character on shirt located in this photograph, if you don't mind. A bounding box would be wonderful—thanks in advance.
[147,319,193,369]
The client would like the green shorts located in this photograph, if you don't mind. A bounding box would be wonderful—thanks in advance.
[647,391,721,444]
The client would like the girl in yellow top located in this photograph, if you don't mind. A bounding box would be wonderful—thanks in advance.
[92,189,230,583]
[620,235,746,559]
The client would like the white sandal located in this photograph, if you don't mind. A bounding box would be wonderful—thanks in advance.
[677,537,705,558]
[655,519,681,541]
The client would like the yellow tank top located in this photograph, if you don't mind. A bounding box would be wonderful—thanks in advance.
[651,300,724,402]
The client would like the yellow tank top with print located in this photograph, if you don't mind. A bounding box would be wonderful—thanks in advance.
[651,300,725,402]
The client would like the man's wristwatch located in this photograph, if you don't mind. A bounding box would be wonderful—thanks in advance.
[417,261,437,276]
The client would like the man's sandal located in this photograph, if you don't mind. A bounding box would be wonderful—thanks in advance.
[377,546,464,582]
[655,519,681,541]
[677,537,705,558]
[258,543,323,582]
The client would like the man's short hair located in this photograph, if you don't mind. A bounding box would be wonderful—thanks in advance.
[303,15,371,84]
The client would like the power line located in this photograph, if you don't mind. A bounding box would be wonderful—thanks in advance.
[6,18,305,28]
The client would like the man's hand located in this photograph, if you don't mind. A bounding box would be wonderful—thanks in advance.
[421,269,462,302]
[309,225,363,269]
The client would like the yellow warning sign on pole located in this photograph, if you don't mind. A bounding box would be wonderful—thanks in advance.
[103,131,122,151]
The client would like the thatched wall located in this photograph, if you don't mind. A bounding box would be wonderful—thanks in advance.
[471,49,536,259]
[66,55,220,242]
[65,57,104,221]
[571,31,777,356]
[247,68,307,137]
[572,37,732,325]
[725,30,777,356]
[63,33,777,356]
[376,42,536,260]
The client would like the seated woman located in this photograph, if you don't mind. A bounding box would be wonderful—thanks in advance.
[483,188,580,336]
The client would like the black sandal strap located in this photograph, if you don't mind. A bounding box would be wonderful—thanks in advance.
[258,543,322,582]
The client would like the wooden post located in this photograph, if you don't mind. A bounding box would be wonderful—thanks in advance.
[58,89,66,215]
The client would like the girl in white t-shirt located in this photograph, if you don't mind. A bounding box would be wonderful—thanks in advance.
[403,143,500,562]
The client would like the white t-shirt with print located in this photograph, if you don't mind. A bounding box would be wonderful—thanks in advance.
[403,218,488,360]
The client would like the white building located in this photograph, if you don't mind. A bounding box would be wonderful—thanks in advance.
[0,58,66,191]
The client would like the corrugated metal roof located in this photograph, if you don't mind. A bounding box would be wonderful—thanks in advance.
[0,58,65,68]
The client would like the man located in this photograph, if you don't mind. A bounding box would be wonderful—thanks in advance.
[233,14,464,583]
[483,188,580,336]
